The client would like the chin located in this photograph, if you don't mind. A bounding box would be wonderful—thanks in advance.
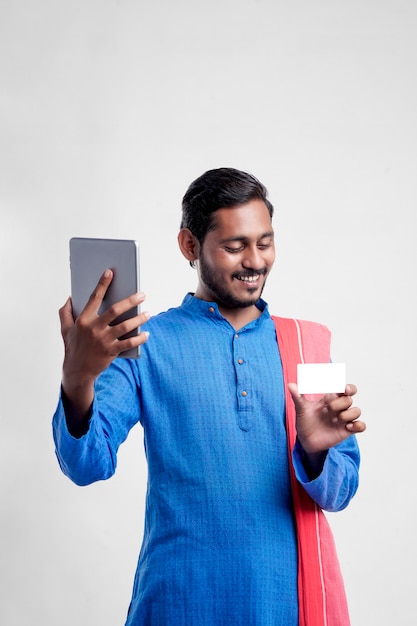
[224,292,262,310]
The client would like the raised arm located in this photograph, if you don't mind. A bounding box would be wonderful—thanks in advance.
[59,269,150,436]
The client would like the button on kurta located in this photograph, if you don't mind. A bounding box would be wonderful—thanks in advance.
[232,328,252,422]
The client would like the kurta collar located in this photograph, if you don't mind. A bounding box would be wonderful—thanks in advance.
[180,292,271,331]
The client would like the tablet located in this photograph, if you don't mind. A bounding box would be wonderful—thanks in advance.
[69,237,141,358]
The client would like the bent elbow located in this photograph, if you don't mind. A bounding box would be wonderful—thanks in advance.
[56,452,117,487]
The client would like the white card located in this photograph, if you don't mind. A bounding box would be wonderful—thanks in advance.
[297,363,346,394]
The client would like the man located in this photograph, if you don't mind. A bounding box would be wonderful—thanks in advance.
[53,168,366,625]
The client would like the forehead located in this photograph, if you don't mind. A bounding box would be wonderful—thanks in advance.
[208,199,273,238]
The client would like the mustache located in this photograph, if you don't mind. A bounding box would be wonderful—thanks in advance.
[232,268,267,278]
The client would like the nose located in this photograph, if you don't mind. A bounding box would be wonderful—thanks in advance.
[242,245,263,270]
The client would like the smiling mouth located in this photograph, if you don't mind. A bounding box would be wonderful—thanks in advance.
[235,274,261,283]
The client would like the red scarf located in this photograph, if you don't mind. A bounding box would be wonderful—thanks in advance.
[272,316,351,626]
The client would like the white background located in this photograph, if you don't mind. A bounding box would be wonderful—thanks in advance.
[1,1,416,624]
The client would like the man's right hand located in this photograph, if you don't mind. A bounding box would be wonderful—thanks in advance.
[59,269,150,428]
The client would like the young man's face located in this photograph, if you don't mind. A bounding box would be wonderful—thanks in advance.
[195,199,275,310]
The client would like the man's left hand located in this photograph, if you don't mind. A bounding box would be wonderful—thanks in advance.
[288,383,366,456]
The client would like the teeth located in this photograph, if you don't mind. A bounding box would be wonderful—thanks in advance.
[237,275,260,282]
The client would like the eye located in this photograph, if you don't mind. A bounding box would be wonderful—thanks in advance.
[257,241,273,250]
[224,246,244,253]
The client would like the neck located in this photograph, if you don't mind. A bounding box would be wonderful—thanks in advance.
[217,303,262,330]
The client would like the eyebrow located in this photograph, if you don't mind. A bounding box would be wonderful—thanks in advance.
[218,231,275,244]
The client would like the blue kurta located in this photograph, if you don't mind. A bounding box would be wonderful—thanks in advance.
[53,294,360,625]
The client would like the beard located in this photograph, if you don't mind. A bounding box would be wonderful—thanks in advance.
[198,256,267,310]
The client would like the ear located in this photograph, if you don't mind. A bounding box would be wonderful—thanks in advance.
[178,228,200,263]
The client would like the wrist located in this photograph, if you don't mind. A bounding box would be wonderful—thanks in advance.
[296,438,328,480]
[61,372,95,436]
[61,384,94,438]
[61,369,95,405]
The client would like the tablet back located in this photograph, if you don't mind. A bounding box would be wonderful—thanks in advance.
[69,237,141,358]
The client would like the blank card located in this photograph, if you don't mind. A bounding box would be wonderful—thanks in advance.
[297,363,346,394]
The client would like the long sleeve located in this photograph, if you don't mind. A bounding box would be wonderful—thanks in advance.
[292,435,360,512]
[52,358,141,486]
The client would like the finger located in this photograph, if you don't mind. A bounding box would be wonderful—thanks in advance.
[340,405,362,422]
[83,269,114,315]
[100,292,147,327]
[287,382,307,412]
[287,382,300,399]
[344,383,358,397]
[331,404,361,426]
[326,393,355,415]
[106,310,151,341]
[287,382,298,393]
[323,385,358,407]
[59,297,75,335]
[346,418,367,434]
[116,330,150,354]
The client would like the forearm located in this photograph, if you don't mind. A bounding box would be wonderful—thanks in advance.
[292,436,360,512]
[52,392,116,485]
[300,446,328,480]
[61,368,96,437]
[61,384,94,439]
[52,358,142,486]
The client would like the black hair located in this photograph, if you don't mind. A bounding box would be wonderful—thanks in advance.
[180,167,274,244]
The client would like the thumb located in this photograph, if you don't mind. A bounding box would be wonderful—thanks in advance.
[59,297,75,337]
[287,382,304,410]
